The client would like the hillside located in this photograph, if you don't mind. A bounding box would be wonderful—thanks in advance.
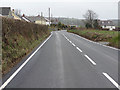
[51,17,119,27]
[2,17,50,75]
[57,18,85,27]
[111,19,120,27]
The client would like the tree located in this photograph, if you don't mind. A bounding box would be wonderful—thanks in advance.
[85,23,92,29]
[57,22,62,29]
[93,19,100,29]
[83,10,98,29]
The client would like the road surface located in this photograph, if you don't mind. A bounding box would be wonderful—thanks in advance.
[2,31,119,88]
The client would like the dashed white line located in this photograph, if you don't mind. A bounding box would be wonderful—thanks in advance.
[63,33,120,89]
[103,72,120,89]
[63,34,70,42]
[73,33,120,51]
[0,32,53,90]
[84,55,96,65]
[76,47,82,52]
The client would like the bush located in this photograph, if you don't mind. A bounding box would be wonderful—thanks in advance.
[2,17,50,74]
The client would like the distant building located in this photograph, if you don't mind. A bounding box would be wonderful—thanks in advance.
[0,7,13,18]
[44,18,51,26]
[21,14,31,22]
[0,7,21,20]
[26,15,49,25]
[51,18,58,25]
[11,9,21,20]
[99,20,115,30]
[69,25,78,27]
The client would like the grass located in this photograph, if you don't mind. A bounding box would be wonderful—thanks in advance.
[2,17,50,75]
[67,29,120,49]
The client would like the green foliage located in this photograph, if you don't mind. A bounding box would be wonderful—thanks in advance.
[57,22,62,29]
[93,20,100,29]
[57,22,68,30]
[85,20,100,29]
[2,17,50,74]
[85,23,92,29]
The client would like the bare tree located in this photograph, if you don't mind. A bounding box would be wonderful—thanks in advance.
[83,10,98,28]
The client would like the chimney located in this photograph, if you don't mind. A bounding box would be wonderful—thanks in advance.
[12,9,14,13]
[23,14,25,17]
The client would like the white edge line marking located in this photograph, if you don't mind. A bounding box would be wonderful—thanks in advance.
[76,47,82,52]
[65,36,69,41]
[73,33,120,51]
[84,55,96,65]
[103,72,120,89]
[71,43,76,47]
[0,32,53,90]
[69,41,72,43]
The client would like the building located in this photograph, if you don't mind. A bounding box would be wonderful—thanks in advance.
[0,7,21,20]
[11,9,21,20]
[51,18,58,25]
[21,14,31,22]
[44,18,51,26]
[26,15,48,25]
[0,7,13,18]
[99,20,116,30]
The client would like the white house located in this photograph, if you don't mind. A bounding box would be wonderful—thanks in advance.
[45,18,51,26]
[99,20,115,31]
[26,15,49,25]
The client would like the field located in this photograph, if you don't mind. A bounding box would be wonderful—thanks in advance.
[68,29,120,49]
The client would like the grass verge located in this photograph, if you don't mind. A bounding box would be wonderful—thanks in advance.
[67,29,120,49]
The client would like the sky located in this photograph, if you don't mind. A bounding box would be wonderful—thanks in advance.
[0,0,119,20]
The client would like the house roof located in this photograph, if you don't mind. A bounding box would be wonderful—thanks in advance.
[0,7,11,16]
[21,16,30,22]
[99,20,115,26]
[44,18,50,22]
[26,16,46,22]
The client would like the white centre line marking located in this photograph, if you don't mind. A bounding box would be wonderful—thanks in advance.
[84,55,96,65]
[73,33,120,51]
[63,34,69,41]
[0,32,53,90]
[103,72,120,89]
[76,47,82,52]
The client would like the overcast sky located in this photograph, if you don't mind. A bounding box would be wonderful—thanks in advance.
[0,0,119,20]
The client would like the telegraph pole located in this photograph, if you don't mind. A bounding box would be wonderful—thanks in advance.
[41,12,43,24]
[49,8,50,26]
[51,14,53,22]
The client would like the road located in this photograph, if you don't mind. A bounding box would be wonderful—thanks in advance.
[2,31,119,88]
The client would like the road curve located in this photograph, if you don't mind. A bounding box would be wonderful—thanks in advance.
[2,31,119,88]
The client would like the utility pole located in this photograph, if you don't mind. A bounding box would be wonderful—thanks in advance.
[51,14,53,23]
[49,8,50,26]
[41,12,43,24]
